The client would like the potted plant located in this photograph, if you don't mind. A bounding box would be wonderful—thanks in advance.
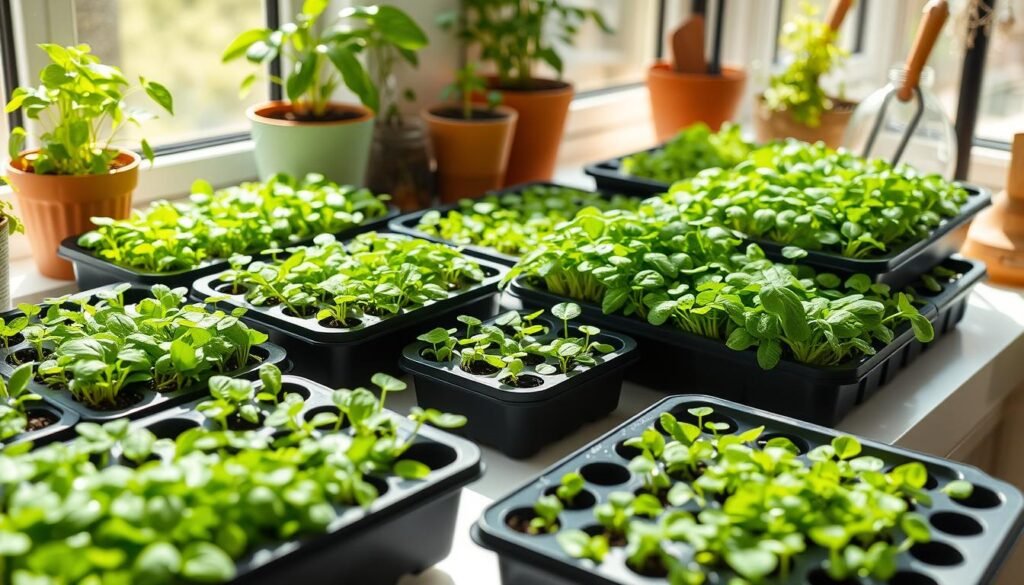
[0,200,23,309]
[226,2,418,187]
[755,1,855,147]
[422,64,518,201]
[3,44,173,279]
[442,0,611,185]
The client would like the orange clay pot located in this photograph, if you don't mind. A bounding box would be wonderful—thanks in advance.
[5,150,138,279]
[647,62,747,142]
[423,104,518,203]
[487,77,573,186]
[753,94,857,148]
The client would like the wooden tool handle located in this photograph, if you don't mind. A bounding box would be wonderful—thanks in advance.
[1008,134,1024,200]
[826,0,854,31]
[898,0,949,102]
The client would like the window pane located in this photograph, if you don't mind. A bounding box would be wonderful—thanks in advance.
[74,0,268,146]
[976,0,1024,144]
[558,0,661,92]
[776,0,866,57]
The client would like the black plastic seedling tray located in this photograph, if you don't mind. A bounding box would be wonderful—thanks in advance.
[506,256,986,426]
[388,182,637,267]
[400,312,638,459]
[113,374,482,585]
[57,206,399,290]
[192,247,508,388]
[584,148,674,197]
[473,394,1024,585]
[0,284,286,422]
[4,400,78,446]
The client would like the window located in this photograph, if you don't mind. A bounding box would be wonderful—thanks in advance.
[975,0,1023,144]
[72,0,270,149]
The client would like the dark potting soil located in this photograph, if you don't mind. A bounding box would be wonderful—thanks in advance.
[77,388,145,411]
[432,107,509,122]
[265,108,363,123]
[25,409,57,431]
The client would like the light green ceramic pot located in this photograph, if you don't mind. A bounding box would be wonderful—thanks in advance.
[247,101,375,186]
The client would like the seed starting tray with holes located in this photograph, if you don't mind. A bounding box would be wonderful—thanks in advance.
[191,245,507,388]
[506,256,985,426]
[473,395,1024,585]
[4,400,78,446]
[0,284,286,422]
[57,207,399,291]
[129,375,483,585]
[585,151,991,288]
[387,182,636,267]
[400,311,638,459]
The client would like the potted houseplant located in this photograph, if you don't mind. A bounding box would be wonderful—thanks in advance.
[225,2,423,187]
[4,44,173,280]
[0,201,23,309]
[422,64,518,201]
[755,1,855,147]
[442,0,611,185]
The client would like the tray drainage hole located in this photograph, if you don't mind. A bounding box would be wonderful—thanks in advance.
[930,511,983,536]
[504,507,560,535]
[303,406,349,430]
[615,439,642,461]
[580,462,631,486]
[909,541,964,567]
[543,486,596,510]
[147,418,200,440]
[399,442,458,471]
[756,432,810,455]
[951,484,1003,509]
[804,568,861,585]
[213,281,248,295]
[500,374,544,389]
[365,475,390,498]
[282,305,318,319]
[320,316,363,329]
[888,571,938,585]
[662,405,738,435]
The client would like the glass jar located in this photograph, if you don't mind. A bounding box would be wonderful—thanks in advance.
[365,120,434,211]
[843,66,958,179]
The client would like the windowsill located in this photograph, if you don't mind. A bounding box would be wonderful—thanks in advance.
[9,257,77,305]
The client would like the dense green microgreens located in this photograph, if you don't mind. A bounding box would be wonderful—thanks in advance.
[8,284,268,409]
[0,363,42,440]
[218,232,485,325]
[621,123,754,184]
[0,366,466,583]
[416,184,639,258]
[665,140,970,259]
[507,206,934,369]
[554,407,973,583]
[77,173,390,273]
[763,2,847,127]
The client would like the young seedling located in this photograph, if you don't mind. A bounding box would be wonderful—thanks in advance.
[557,529,609,563]
[555,471,585,507]
[417,327,458,362]
[551,302,581,339]
[529,494,563,535]
[0,363,42,439]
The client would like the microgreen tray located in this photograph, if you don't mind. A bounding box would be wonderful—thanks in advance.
[400,312,638,459]
[113,374,483,585]
[57,206,399,291]
[472,394,1024,585]
[585,148,674,197]
[0,284,287,422]
[506,256,985,426]
[191,249,508,388]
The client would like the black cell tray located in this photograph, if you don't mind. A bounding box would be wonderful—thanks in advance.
[400,312,638,458]
[4,400,78,447]
[0,284,286,422]
[473,394,1024,585]
[586,151,992,288]
[57,206,399,290]
[191,244,508,388]
[112,374,482,585]
[388,182,636,267]
[505,256,985,426]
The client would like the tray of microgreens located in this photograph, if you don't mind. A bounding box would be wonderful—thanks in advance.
[60,173,394,290]
[401,303,637,458]
[192,231,506,387]
[0,361,77,445]
[0,366,481,584]
[0,283,284,421]
[503,204,986,424]
[584,123,754,196]
[389,182,642,266]
[473,395,1023,585]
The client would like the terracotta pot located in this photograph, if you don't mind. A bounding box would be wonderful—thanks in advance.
[422,105,517,203]
[646,62,747,142]
[247,101,375,186]
[753,94,857,148]
[6,150,138,280]
[487,78,573,186]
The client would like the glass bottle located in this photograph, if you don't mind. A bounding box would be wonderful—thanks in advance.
[365,119,434,211]
[843,66,958,179]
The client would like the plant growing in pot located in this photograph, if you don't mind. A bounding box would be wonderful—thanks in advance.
[423,64,518,202]
[441,0,611,185]
[0,201,23,309]
[4,44,173,280]
[755,0,856,147]
[225,1,422,186]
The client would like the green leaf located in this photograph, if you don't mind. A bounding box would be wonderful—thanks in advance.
[326,45,378,113]
[140,139,155,166]
[781,246,807,259]
[8,127,25,160]
[831,436,862,460]
[393,459,431,480]
[286,52,318,103]
[302,0,329,17]
[900,512,931,543]
[180,543,236,583]
[552,302,582,321]
[941,480,974,500]
[371,372,406,393]
[725,548,778,581]
[222,28,268,62]
[133,542,181,585]
[142,78,174,114]
[756,339,782,370]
